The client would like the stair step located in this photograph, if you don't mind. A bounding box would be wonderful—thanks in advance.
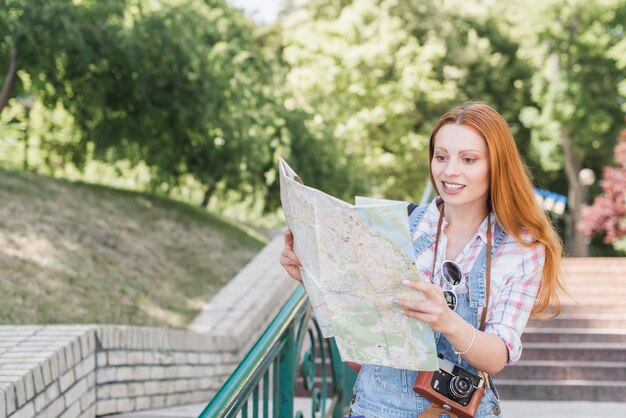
[562,285,626,291]
[528,316,626,329]
[560,280,626,287]
[521,343,626,361]
[497,258,626,402]
[494,379,626,401]
[556,305,626,315]
[558,295,626,305]
[497,360,626,381]
[522,328,626,343]
[533,313,626,320]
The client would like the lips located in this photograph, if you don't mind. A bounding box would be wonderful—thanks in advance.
[443,181,465,191]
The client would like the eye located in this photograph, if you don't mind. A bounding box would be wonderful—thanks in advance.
[434,155,447,162]
[462,157,476,164]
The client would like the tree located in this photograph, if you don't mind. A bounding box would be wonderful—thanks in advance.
[0,0,288,210]
[503,0,625,256]
[279,0,535,202]
[0,0,127,115]
[580,128,626,252]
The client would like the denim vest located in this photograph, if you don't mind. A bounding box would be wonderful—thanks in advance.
[349,204,506,418]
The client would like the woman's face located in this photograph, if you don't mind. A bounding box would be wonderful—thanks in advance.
[431,123,490,211]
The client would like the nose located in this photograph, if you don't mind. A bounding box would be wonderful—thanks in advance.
[443,158,460,176]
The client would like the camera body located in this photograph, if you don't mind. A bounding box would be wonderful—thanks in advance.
[413,357,485,418]
[432,357,483,406]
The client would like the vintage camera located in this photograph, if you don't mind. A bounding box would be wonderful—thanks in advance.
[430,357,483,405]
[413,356,485,418]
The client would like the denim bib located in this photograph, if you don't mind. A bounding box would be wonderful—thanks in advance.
[349,204,506,418]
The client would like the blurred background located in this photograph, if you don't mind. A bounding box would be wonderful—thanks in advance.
[2,4,624,414]
[1,0,625,258]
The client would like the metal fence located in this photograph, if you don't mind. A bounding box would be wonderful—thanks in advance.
[199,286,356,418]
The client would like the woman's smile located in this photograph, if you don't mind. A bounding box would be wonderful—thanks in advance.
[442,181,465,192]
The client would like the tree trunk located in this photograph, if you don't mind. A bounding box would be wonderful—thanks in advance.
[200,183,216,208]
[560,125,588,256]
[549,49,589,257]
[0,45,18,114]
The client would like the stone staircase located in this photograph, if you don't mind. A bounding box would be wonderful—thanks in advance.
[494,258,626,402]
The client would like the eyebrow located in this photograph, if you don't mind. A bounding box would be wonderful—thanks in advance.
[433,147,485,153]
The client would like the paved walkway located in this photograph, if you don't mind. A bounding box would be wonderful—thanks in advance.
[504,400,626,417]
[110,399,626,418]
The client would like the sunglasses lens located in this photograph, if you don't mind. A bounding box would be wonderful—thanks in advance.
[442,261,462,286]
[443,290,457,310]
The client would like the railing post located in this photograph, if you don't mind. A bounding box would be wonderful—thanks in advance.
[330,340,357,418]
[278,322,296,417]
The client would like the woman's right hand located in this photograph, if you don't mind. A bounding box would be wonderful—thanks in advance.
[279,229,303,283]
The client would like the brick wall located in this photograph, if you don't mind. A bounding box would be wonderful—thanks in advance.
[93,326,239,416]
[0,326,96,418]
[0,325,239,418]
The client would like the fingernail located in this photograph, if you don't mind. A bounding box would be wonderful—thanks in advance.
[392,298,399,304]
[401,280,411,285]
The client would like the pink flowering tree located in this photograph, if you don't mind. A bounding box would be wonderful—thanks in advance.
[580,128,626,252]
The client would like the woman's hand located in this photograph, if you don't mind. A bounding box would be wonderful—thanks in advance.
[393,280,460,335]
[279,229,303,283]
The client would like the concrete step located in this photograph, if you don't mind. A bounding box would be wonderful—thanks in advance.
[500,400,626,418]
[560,291,626,301]
[494,379,626,401]
[556,305,626,315]
[562,269,626,275]
[105,400,626,418]
[557,294,626,305]
[522,328,626,343]
[527,315,626,329]
[496,360,626,381]
[521,343,626,362]
[562,257,626,269]
[560,280,626,288]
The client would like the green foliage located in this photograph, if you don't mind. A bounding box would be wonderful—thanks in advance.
[1,0,624,242]
[498,0,625,255]
[281,0,436,201]
[510,0,625,180]
[279,0,536,201]
[0,1,275,211]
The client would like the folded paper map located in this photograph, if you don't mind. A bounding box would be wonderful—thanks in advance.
[279,157,437,371]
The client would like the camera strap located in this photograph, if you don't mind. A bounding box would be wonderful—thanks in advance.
[418,405,459,418]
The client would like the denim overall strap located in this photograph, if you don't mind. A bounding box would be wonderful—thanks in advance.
[409,204,434,256]
[467,222,508,310]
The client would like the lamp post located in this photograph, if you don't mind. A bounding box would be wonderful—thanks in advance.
[578,168,596,202]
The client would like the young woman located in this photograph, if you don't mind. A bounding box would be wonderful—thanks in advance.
[280,102,564,418]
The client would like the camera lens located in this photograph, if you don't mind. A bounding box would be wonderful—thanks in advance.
[448,375,473,399]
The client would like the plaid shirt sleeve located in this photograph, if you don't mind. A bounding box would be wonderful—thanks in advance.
[483,237,545,364]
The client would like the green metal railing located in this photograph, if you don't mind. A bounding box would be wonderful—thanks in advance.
[199,286,357,418]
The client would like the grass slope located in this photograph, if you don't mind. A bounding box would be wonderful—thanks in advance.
[0,169,265,328]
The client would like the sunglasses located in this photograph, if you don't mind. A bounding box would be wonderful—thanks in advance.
[441,260,463,311]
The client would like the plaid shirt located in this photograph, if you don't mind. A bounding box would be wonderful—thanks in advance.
[412,198,545,364]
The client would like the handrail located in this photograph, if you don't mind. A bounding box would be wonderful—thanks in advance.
[199,286,356,418]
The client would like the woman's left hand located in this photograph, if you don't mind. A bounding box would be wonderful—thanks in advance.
[393,280,458,334]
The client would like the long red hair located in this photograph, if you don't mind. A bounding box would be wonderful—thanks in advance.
[429,102,564,316]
